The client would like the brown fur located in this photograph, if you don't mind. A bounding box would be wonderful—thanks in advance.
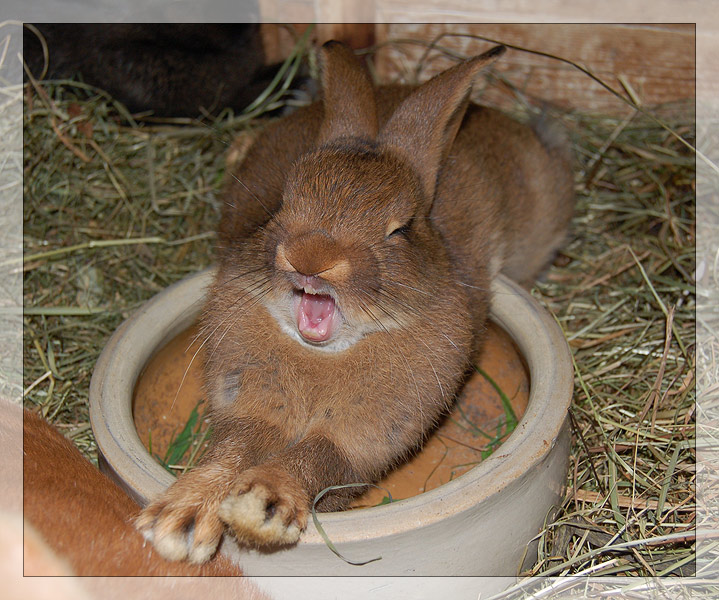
[137,41,574,563]
[22,409,244,576]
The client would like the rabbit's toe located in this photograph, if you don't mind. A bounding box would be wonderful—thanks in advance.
[219,468,308,547]
[135,477,226,563]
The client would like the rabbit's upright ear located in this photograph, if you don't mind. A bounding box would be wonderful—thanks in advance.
[379,45,506,201]
[316,41,378,145]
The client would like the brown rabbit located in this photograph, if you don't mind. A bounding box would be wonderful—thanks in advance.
[135,41,574,564]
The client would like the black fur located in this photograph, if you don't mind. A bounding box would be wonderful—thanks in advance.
[24,23,289,117]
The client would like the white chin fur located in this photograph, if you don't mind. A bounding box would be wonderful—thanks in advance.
[265,302,364,353]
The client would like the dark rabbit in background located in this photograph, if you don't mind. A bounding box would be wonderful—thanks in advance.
[135,41,574,563]
[23,23,293,117]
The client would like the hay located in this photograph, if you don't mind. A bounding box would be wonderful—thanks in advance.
[21,72,273,455]
[22,36,696,581]
[521,105,697,582]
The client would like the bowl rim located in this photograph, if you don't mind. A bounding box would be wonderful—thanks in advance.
[89,267,573,545]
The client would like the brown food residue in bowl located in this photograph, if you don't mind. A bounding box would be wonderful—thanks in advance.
[133,322,529,508]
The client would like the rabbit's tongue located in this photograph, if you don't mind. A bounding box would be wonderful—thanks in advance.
[296,292,338,342]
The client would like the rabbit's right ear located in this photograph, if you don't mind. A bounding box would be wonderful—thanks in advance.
[378,45,505,202]
[316,41,378,145]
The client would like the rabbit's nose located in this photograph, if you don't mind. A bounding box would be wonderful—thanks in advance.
[275,231,351,284]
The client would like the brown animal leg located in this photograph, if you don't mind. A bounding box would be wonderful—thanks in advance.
[219,432,362,547]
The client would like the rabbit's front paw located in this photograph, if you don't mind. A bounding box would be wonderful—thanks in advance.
[135,469,230,564]
[219,464,309,547]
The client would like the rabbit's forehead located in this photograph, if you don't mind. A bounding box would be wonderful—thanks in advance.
[285,146,420,218]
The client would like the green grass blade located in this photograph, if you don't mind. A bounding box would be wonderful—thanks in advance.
[312,483,392,566]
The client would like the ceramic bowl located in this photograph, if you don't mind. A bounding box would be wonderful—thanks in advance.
[89,268,572,597]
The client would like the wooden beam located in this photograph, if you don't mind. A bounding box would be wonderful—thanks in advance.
[373,24,695,114]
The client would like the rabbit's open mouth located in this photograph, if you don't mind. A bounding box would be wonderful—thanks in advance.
[292,289,341,343]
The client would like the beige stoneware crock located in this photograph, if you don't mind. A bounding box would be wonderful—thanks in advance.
[89,268,572,599]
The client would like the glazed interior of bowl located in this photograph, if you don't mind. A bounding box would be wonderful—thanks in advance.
[132,320,530,508]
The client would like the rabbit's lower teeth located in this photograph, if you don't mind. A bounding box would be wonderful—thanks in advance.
[296,292,338,342]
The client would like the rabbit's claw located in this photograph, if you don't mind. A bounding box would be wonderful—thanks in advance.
[135,468,232,564]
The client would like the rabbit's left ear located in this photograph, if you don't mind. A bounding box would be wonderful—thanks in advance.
[316,41,378,145]
[378,45,506,201]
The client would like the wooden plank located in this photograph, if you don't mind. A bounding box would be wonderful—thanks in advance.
[373,24,695,114]
[374,0,704,24]
[315,0,377,25]
[260,23,375,65]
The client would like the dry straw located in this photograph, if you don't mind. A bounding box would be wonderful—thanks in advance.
[22,28,698,582]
